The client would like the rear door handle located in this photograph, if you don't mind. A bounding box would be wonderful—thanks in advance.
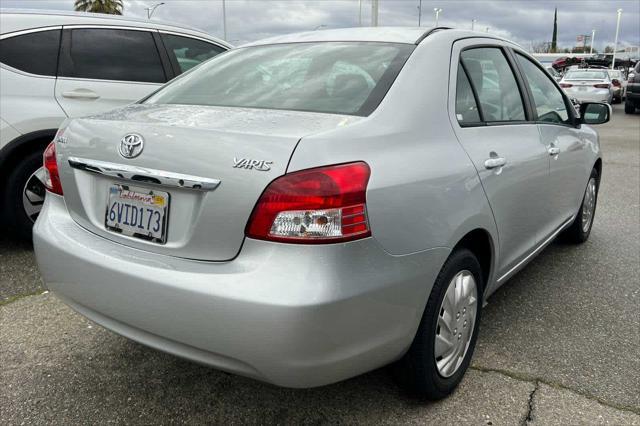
[548,146,561,156]
[484,157,507,169]
[62,89,100,100]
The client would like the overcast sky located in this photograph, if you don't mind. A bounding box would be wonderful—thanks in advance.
[2,0,639,50]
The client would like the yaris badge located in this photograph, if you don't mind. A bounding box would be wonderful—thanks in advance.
[119,134,144,159]
[233,157,273,171]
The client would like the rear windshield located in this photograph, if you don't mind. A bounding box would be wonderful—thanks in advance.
[565,71,608,80]
[145,42,414,116]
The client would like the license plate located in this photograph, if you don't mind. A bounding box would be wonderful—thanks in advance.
[105,185,169,244]
[578,86,588,91]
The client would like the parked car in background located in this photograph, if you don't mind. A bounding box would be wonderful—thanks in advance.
[33,27,610,400]
[559,69,613,104]
[625,62,640,114]
[0,9,230,240]
[607,69,627,103]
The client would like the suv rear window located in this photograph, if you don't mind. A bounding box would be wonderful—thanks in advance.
[145,42,414,116]
[0,29,61,76]
[59,28,165,83]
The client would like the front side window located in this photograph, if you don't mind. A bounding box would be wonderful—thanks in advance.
[516,53,570,124]
[145,42,414,116]
[59,29,165,83]
[160,34,225,73]
[460,47,526,122]
[455,63,481,124]
[0,29,61,76]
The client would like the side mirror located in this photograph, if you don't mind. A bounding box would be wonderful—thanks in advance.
[578,102,611,125]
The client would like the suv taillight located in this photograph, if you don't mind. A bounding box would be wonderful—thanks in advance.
[43,142,63,195]
[560,83,573,88]
[246,162,371,243]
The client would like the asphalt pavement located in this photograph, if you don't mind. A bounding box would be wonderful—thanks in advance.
[1,104,639,424]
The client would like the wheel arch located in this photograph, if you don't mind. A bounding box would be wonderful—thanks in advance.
[593,157,602,180]
[451,228,495,296]
[0,129,57,184]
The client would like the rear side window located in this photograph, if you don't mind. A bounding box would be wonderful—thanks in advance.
[0,29,61,76]
[515,53,570,124]
[455,63,481,124]
[59,29,165,83]
[160,34,225,73]
[461,48,526,122]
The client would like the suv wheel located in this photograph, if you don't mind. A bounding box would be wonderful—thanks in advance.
[395,248,483,400]
[3,150,46,241]
[625,100,636,114]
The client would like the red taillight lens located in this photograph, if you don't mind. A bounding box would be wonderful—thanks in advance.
[560,83,573,88]
[43,142,63,195]
[593,83,610,89]
[246,162,371,243]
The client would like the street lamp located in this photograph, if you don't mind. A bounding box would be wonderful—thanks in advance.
[471,19,476,30]
[145,2,164,19]
[433,8,442,27]
[612,8,622,70]
[590,29,595,54]
[314,24,327,31]
[418,0,422,27]
[486,26,490,33]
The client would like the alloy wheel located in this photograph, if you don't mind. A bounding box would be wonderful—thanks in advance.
[434,270,478,378]
[22,167,46,223]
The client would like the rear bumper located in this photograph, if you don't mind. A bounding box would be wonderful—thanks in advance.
[564,88,611,103]
[33,194,449,387]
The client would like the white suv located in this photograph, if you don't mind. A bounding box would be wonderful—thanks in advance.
[0,10,230,239]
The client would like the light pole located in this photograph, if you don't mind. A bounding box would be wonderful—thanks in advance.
[471,19,476,30]
[590,29,595,54]
[222,0,227,41]
[358,0,362,26]
[371,0,379,27]
[145,2,164,19]
[418,0,422,27]
[611,8,622,69]
[433,8,442,27]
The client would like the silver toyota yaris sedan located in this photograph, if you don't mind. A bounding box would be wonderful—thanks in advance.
[34,27,610,400]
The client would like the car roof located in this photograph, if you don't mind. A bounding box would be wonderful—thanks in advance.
[0,8,232,48]
[241,26,513,48]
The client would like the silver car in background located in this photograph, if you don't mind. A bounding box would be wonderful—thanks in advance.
[560,69,614,103]
[607,69,627,103]
[33,27,610,400]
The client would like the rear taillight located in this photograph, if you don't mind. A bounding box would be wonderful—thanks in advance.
[246,162,371,243]
[43,142,63,195]
[593,83,610,89]
[560,83,573,88]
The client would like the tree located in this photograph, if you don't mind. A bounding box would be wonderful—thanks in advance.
[604,45,614,53]
[551,7,558,53]
[74,0,123,15]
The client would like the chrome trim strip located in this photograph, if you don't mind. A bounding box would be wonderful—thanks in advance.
[496,216,575,284]
[0,25,62,39]
[68,157,221,191]
[158,30,230,48]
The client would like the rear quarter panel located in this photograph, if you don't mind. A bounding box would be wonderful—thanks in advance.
[287,35,498,263]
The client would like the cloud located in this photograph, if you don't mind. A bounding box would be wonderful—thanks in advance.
[1,0,638,50]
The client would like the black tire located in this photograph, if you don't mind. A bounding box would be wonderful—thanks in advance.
[613,96,621,104]
[3,150,45,242]
[563,168,599,244]
[625,101,636,114]
[394,248,483,400]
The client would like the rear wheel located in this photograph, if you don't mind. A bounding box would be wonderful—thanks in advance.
[563,168,599,244]
[395,249,483,400]
[3,151,46,241]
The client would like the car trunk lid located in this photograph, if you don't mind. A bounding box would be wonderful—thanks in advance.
[56,104,361,261]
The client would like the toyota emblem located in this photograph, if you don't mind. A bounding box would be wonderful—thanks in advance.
[119,133,144,159]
